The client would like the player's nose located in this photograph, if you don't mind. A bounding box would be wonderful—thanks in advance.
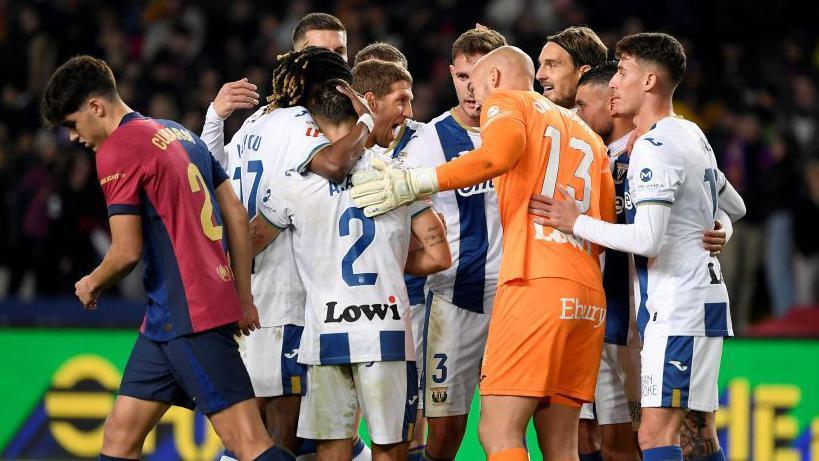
[68,130,79,143]
[402,102,414,120]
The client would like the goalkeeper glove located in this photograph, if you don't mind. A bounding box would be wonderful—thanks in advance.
[351,157,438,217]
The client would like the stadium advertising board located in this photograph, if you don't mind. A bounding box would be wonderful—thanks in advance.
[1,330,817,460]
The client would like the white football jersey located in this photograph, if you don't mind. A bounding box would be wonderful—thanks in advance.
[401,111,502,313]
[259,150,430,365]
[217,105,331,327]
[626,117,732,338]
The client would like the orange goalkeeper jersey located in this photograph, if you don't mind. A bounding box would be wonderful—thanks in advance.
[437,89,614,289]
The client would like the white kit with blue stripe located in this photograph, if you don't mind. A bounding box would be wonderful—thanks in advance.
[626,117,733,339]
[401,111,503,314]
[202,105,332,328]
[259,149,428,366]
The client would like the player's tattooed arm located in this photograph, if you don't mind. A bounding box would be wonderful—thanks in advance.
[75,215,143,309]
[405,208,451,276]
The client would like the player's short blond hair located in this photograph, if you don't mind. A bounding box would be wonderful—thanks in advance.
[352,60,413,98]
[451,28,507,62]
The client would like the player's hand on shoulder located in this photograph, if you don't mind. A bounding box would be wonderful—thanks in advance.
[703,220,727,256]
[212,78,259,119]
[74,275,100,310]
[237,299,261,336]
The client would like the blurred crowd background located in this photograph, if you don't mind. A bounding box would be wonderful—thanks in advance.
[0,0,817,335]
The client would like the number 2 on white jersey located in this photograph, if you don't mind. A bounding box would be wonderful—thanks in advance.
[540,126,594,213]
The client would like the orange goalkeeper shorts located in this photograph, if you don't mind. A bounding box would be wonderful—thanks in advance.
[480,277,606,404]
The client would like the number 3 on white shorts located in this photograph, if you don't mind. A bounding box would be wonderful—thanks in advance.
[541,126,594,213]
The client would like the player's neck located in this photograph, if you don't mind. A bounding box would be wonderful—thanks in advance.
[634,96,674,135]
[313,116,356,142]
[607,118,635,145]
[105,100,134,137]
[452,105,479,128]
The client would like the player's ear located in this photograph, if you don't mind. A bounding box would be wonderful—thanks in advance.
[364,92,378,113]
[644,72,657,92]
[490,67,500,88]
[577,64,592,77]
[449,64,456,78]
[88,97,105,118]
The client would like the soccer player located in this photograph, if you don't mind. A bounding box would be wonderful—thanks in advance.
[200,47,391,461]
[350,45,615,461]
[536,26,607,109]
[537,33,746,461]
[250,61,451,461]
[398,26,506,461]
[42,55,292,461]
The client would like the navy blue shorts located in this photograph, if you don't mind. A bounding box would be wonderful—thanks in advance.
[120,324,255,415]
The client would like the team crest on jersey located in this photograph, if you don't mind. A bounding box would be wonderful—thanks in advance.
[216,264,234,282]
[615,163,629,184]
[430,386,449,405]
[640,168,653,182]
[487,105,500,118]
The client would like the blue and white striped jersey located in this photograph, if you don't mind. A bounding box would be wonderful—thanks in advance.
[400,111,502,314]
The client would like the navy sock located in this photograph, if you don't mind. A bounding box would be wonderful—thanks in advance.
[295,438,317,456]
[408,445,425,461]
[99,456,138,461]
[580,451,604,461]
[352,437,367,457]
[253,445,296,461]
[644,446,683,461]
[692,448,725,461]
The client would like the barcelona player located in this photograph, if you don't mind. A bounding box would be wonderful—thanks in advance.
[41,55,291,461]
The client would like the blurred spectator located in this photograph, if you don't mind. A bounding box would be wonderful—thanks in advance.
[793,157,819,305]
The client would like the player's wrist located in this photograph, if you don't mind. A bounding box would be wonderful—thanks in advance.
[357,113,374,133]
[408,167,439,196]
[207,102,227,121]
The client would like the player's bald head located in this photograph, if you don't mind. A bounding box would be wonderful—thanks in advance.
[470,46,535,104]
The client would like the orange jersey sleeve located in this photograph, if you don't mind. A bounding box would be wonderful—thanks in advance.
[435,98,527,191]
[479,90,609,290]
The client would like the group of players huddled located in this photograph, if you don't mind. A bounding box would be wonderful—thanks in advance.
[40,10,746,461]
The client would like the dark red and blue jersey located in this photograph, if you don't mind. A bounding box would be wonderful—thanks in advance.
[96,112,242,341]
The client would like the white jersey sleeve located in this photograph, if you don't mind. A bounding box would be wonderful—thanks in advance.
[201,103,228,168]
[628,137,685,206]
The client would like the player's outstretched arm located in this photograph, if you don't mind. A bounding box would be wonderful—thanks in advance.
[405,208,451,276]
[215,181,260,336]
[534,185,672,258]
[74,215,143,309]
[351,115,526,217]
[717,179,746,222]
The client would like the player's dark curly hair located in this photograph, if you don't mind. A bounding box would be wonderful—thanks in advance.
[615,33,686,88]
[41,55,118,127]
[578,60,619,87]
[265,46,353,114]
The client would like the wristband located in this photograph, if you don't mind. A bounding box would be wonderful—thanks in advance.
[357,113,374,132]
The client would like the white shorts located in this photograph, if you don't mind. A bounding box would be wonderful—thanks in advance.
[297,361,418,445]
[640,329,723,412]
[410,302,426,409]
[238,324,306,398]
[422,292,490,417]
[580,342,641,427]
